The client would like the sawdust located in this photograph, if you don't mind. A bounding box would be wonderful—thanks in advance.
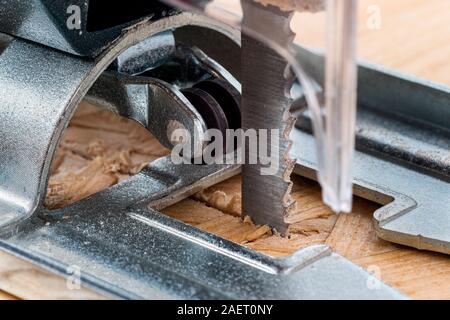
[187,172,338,254]
[45,101,336,255]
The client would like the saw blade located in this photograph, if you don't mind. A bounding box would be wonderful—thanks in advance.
[241,0,297,235]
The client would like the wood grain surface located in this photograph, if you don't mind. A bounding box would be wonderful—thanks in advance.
[293,0,450,85]
[0,251,105,300]
[0,0,449,300]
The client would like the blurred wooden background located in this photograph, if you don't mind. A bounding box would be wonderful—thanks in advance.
[294,0,450,85]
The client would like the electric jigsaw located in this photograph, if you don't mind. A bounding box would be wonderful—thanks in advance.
[0,0,448,299]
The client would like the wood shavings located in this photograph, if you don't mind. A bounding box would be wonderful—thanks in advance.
[164,174,338,256]
[245,233,328,257]
[164,198,229,226]
[194,175,242,216]
[164,199,271,243]
[325,200,398,259]
[191,173,338,253]
[290,215,338,235]
[45,156,118,209]
[245,225,272,242]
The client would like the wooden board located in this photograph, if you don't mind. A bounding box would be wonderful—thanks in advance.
[0,0,449,300]
[0,251,104,300]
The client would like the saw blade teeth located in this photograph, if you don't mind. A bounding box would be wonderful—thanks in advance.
[284,66,296,92]
[282,180,294,203]
[283,152,296,181]
[241,1,298,236]
[284,194,297,215]
[283,112,297,139]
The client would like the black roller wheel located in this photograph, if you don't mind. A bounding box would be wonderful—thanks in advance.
[181,87,229,138]
[194,79,241,130]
